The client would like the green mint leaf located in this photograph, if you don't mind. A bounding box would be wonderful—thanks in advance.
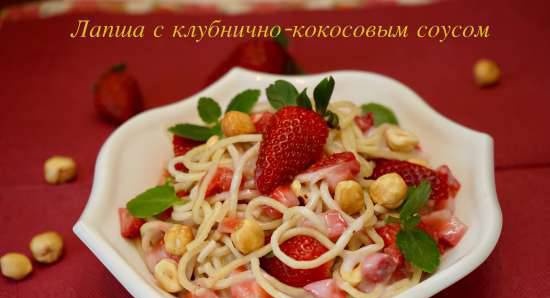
[396,228,440,273]
[198,97,222,124]
[266,80,298,109]
[273,29,289,48]
[313,76,335,115]
[296,88,312,110]
[169,123,217,141]
[361,103,399,126]
[325,110,340,129]
[211,121,223,137]
[226,89,260,113]
[400,181,432,230]
[127,184,180,218]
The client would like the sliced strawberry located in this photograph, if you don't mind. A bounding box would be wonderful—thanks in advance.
[361,253,397,283]
[260,235,332,287]
[181,290,219,298]
[255,106,329,194]
[173,135,203,157]
[230,268,271,298]
[118,208,145,239]
[251,112,274,134]
[372,159,449,201]
[205,167,234,197]
[262,185,300,219]
[375,224,404,269]
[304,279,346,298]
[419,210,467,252]
[297,152,360,191]
[354,113,374,133]
[176,190,189,198]
[436,165,461,198]
[323,210,348,241]
[155,207,173,221]
[218,216,242,234]
[144,241,180,272]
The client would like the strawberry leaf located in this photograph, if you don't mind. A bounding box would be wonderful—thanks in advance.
[400,181,431,230]
[226,89,260,113]
[266,80,298,109]
[127,184,181,218]
[325,110,339,128]
[313,76,335,115]
[169,123,218,141]
[396,228,440,273]
[198,97,221,124]
[361,103,399,126]
[296,88,312,110]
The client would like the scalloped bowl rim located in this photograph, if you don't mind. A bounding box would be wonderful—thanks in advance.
[74,67,502,298]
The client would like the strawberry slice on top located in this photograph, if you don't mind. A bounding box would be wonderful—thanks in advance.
[255,106,329,194]
[371,159,449,202]
[296,152,360,191]
[260,235,332,287]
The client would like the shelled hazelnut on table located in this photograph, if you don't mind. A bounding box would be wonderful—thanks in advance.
[44,155,77,184]
[30,231,64,264]
[473,58,501,87]
[0,253,33,280]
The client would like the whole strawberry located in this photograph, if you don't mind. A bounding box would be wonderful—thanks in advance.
[206,39,298,86]
[260,235,332,287]
[255,106,329,194]
[94,64,143,124]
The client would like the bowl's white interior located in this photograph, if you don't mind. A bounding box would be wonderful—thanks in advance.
[74,68,501,298]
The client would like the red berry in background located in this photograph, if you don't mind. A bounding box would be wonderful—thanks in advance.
[260,235,332,287]
[94,64,144,124]
[255,106,329,194]
[206,39,297,85]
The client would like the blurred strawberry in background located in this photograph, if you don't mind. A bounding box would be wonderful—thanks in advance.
[205,33,302,85]
[94,64,144,124]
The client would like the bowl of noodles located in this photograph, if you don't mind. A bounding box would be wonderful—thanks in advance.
[74,68,502,298]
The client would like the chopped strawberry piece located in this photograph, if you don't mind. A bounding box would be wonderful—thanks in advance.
[218,216,242,234]
[375,224,404,269]
[155,207,173,221]
[255,107,329,194]
[230,270,271,298]
[297,152,360,191]
[205,167,234,197]
[372,159,449,201]
[260,235,332,287]
[173,135,202,157]
[304,279,346,298]
[361,253,397,283]
[176,190,189,198]
[419,210,467,251]
[323,210,348,241]
[181,289,219,298]
[251,112,274,134]
[436,165,461,198]
[144,241,179,272]
[118,208,145,239]
[262,185,300,219]
[175,162,187,172]
[354,113,374,133]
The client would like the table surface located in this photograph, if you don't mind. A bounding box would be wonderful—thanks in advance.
[1,0,549,297]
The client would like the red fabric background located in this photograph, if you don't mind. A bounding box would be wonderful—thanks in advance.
[1,0,549,297]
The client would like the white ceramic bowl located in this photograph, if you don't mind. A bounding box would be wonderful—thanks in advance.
[73,68,502,298]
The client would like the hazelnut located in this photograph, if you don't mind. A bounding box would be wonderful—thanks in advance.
[385,127,419,152]
[334,180,364,215]
[368,173,407,209]
[163,225,193,256]
[473,58,501,87]
[221,111,256,137]
[231,219,264,254]
[30,231,64,263]
[0,253,32,280]
[44,156,76,184]
[153,259,182,293]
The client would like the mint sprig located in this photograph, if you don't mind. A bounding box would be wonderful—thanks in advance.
[127,184,182,218]
[361,103,399,126]
[226,89,260,113]
[383,180,441,273]
[198,97,221,124]
[169,123,219,141]
[266,80,299,109]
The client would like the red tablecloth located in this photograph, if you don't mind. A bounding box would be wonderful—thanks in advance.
[1,0,549,297]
